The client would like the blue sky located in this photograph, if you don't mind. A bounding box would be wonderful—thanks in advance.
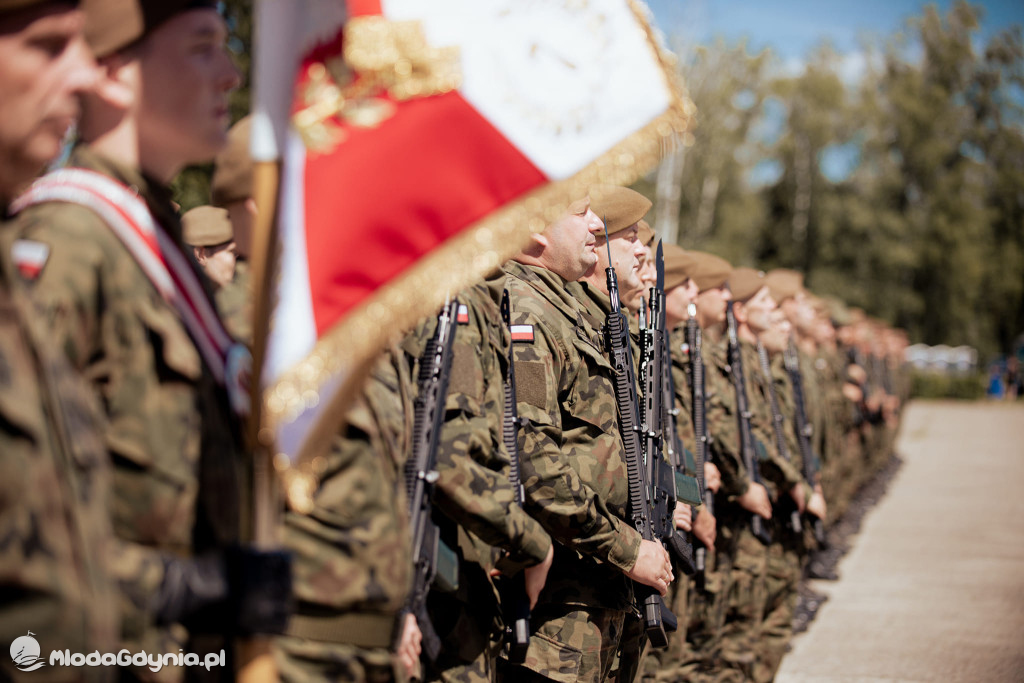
[647,0,1024,62]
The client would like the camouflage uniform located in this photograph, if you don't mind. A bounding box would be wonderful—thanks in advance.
[13,146,246,681]
[215,259,252,345]
[275,347,414,683]
[752,351,809,683]
[404,279,553,683]
[0,226,119,682]
[499,264,643,683]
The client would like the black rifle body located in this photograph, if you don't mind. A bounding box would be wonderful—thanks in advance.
[400,299,459,661]
[755,342,803,534]
[784,343,827,545]
[604,263,677,648]
[685,314,712,585]
[725,303,772,546]
[499,290,531,662]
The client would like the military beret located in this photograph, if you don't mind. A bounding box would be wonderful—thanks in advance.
[85,0,218,58]
[0,0,76,15]
[183,205,233,247]
[638,219,654,247]
[588,185,651,237]
[212,116,253,206]
[688,251,732,293]
[729,267,768,304]
[765,268,804,304]
[663,243,697,291]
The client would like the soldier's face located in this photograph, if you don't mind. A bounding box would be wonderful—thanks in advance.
[743,286,776,334]
[664,278,697,328]
[595,223,643,295]
[762,311,791,353]
[696,284,730,329]
[543,199,603,280]
[196,240,237,288]
[638,244,656,290]
[136,9,239,175]
[0,4,95,202]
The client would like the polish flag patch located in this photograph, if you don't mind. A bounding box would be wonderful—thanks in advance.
[457,304,469,324]
[11,239,50,281]
[510,324,534,343]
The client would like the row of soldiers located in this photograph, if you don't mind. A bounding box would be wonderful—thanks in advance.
[0,1,908,682]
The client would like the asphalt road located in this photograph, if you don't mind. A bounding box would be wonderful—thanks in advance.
[776,400,1024,683]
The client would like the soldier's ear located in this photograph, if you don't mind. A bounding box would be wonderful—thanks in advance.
[93,53,137,111]
[529,231,549,249]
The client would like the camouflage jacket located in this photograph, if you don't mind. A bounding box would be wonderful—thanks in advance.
[667,327,705,501]
[702,334,749,499]
[504,263,640,610]
[277,346,413,666]
[0,243,118,682]
[216,259,252,346]
[12,146,244,671]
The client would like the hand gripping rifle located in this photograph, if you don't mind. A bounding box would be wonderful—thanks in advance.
[755,341,803,534]
[601,226,677,648]
[783,342,827,546]
[499,289,531,663]
[399,299,460,663]
[725,302,772,546]
[640,241,695,576]
[685,304,712,587]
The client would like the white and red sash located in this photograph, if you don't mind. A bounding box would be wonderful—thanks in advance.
[12,168,251,416]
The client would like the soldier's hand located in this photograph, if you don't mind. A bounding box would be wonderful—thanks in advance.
[693,506,716,548]
[524,544,554,609]
[704,462,722,493]
[789,482,807,514]
[806,491,827,521]
[626,539,673,597]
[673,502,693,532]
[737,482,772,520]
[397,614,422,680]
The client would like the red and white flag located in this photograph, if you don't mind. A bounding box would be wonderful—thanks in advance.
[252,0,693,485]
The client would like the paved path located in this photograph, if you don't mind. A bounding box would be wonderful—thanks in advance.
[775,400,1024,683]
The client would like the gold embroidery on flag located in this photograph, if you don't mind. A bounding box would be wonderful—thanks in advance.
[294,17,462,154]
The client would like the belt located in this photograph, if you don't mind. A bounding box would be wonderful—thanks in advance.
[286,611,397,649]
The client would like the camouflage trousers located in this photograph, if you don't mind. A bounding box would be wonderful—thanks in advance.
[638,559,692,682]
[496,604,644,683]
[274,635,406,683]
[751,527,804,683]
[424,588,502,683]
[716,521,768,682]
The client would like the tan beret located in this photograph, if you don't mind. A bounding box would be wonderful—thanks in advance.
[85,0,218,58]
[729,267,768,304]
[663,243,697,291]
[688,251,732,293]
[765,268,804,304]
[588,185,651,237]
[212,116,253,206]
[637,219,654,247]
[183,205,233,247]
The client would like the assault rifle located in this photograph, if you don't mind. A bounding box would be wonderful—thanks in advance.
[685,304,712,587]
[725,302,772,546]
[499,289,531,663]
[783,343,827,545]
[639,241,695,576]
[399,299,460,662]
[602,226,677,649]
[755,341,803,534]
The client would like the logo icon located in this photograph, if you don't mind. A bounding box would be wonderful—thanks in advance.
[11,631,45,672]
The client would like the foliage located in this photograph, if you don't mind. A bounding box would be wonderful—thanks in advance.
[909,370,986,400]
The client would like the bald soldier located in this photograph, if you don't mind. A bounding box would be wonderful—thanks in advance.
[0,2,119,680]
[9,2,290,680]
[500,191,671,682]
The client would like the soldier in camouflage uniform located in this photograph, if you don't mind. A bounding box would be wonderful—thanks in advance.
[402,277,554,683]
[0,2,120,680]
[181,205,248,343]
[640,243,718,682]
[10,3,291,680]
[275,347,419,683]
[499,193,672,682]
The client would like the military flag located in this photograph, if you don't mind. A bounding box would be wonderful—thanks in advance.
[250,0,694,507]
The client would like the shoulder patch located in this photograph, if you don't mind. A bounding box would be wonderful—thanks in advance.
[510,324,534,343]
[10,239,50,281]
[457,304,470,324]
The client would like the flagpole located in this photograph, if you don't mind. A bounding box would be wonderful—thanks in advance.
[238,1,300,679]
